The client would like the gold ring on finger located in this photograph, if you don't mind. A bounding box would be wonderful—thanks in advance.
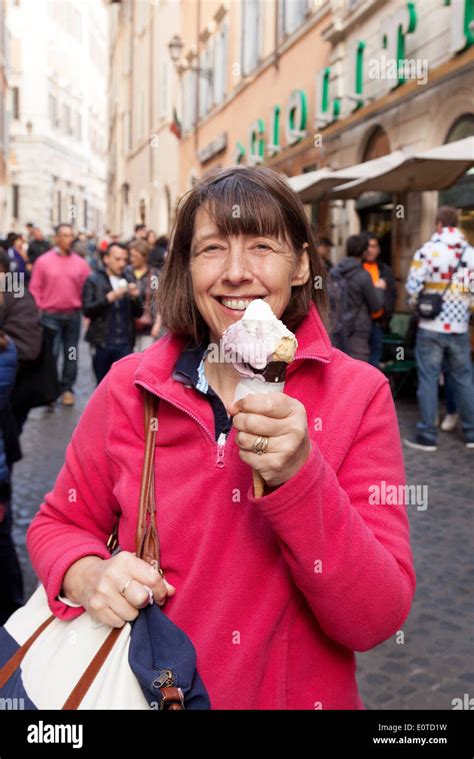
[120,577,133,596]
[253,435,269,454]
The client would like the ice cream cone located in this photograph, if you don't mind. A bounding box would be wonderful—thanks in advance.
[271,335,298,364]
[222,300,298,498]
[253,468,265,499]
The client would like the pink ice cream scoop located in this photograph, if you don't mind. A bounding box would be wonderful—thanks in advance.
[221,299,297,380]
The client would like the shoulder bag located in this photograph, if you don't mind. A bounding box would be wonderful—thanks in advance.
[0,390,210,710]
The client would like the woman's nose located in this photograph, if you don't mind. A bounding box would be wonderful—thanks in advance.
[222,248,251,283]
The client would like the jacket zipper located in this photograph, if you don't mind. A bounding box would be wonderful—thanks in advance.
[136,379,229,468]
[153,669,176,688]
[216,432,227,468]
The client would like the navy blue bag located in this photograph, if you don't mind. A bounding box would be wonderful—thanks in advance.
[0,390,211,710]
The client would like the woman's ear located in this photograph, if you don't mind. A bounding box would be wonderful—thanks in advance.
[291,242,310,287]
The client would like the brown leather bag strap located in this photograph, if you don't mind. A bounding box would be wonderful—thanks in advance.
[135,390,160,568]
[62,627,122,710]
[0,614,55,687]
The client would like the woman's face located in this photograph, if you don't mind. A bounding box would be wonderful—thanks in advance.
[190,206,310,342]
[130,247,144,268]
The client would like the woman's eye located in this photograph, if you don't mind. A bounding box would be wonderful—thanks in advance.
[202,245,221,253]
[254,243,272,250]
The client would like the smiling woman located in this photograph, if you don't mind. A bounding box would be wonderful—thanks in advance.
[24,164,416,711]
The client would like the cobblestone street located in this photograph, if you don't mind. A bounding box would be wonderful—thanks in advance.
[10,341,474,711]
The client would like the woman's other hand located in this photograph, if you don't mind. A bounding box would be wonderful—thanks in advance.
[62,552,176,627]
[228,393,311,489]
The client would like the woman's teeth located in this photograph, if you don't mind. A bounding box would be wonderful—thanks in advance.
[221,298,257,311]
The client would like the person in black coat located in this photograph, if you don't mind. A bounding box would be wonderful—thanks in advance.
[330,235,385,362]
[0,332,23,623]
[82,243,143,384]
[361,233,398,367]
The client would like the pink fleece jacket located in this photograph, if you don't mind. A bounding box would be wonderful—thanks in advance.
[26,304,416,710]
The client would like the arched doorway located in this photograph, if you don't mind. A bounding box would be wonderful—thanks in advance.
[357,126,393,266]
[439,114,474,244]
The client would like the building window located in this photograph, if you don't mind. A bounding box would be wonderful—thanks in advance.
[63,104,72,134]
[137,90,145,143]
[122,112,131,154]
[182,69,197,134]
[12,185,19,219]
[49,94,57,127]
[241,0,260,76]
[12,87,20,119]
[198,43,213,119]
[83,198,88,228]
[159,60,168,119]
[213,22,228,106]
[75,112,82,140]
[279,0,309,38]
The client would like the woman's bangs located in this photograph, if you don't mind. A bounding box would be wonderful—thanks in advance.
[199,176,289,246]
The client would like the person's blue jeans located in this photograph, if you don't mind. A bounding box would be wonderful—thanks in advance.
[415,328,474,443]
[368,323,384,367]
[92,344,131,384]
[41,310,81,394]
[443,362,458,415]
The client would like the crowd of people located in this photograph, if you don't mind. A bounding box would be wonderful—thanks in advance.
[318,206,474,451]
[0,221,168,624]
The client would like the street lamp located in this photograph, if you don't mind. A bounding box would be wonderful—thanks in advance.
[167,34,213,83]
[168,34,183,64]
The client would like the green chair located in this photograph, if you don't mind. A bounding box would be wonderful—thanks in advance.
[381,313,417,399]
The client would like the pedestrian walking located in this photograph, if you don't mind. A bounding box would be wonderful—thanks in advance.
[26,228,51,271]
[29,223,90,406]
[148,234,168,271]
[404,206,474,451]
[361,232,397,367]
[27,166,415,710]
[329,234,385,361]
[316,236,334,272]
[82,242,143,383]
[7,234,27,276]
[125,239,160,352]
[0,330,23,625]
[0,250,44,433]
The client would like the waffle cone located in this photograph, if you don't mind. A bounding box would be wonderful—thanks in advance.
[271,336,297,364]
[253,468,265,499]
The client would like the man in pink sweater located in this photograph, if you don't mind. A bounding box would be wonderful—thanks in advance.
[29,223,90,406]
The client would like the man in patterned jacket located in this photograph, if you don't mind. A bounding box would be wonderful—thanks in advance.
[405,206,474,451]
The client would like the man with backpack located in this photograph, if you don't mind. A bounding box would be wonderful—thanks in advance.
[329,235,385,362]
[404,206,474,451]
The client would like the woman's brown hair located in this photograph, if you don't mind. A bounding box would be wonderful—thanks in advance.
[128,239,150,261]
[157,165,329,344]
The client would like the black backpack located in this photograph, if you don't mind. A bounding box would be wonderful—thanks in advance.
[327,265,356,352]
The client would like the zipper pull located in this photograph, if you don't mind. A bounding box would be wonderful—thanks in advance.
[216,432,226,468]
[153,669,176,689]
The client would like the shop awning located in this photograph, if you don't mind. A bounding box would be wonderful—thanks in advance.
[287,151,407,202]
[330,137,474,198]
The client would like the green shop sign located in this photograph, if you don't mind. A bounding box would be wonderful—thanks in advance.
[233,0,473,162]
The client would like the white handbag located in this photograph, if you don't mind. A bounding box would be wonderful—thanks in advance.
[0,391,199,710]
